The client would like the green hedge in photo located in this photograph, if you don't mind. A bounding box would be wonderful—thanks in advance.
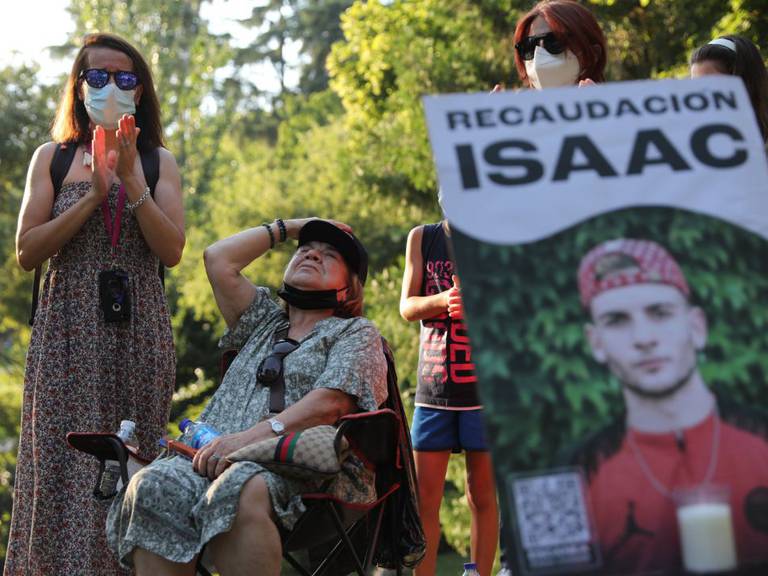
[453,207,768,483]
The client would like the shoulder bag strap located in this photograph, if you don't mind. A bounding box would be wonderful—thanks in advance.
[269,327,291,413]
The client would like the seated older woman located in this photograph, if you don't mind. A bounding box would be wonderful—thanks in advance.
[106,218,388,576]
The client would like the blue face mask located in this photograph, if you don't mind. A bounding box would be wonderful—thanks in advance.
[84,82,136,129]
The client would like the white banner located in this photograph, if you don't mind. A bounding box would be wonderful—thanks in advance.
[423,76,768,245]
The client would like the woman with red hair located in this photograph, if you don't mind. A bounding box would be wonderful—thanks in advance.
[513,0,606,89]
[498,5,608,574]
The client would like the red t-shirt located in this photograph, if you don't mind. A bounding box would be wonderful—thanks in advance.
[586,411,768,574]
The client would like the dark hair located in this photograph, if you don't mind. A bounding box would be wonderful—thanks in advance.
[691,36,768,142]
[51,33,164,151]
[514,0,606,87]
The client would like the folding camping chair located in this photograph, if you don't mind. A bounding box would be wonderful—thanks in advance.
[207,338,422,575]
[67,337,423,575]
[279,407,402,576]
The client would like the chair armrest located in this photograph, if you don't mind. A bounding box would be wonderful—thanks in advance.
[336,409,400,469]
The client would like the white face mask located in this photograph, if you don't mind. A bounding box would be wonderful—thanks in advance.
[524,46,581,90]
[84,82,136,129]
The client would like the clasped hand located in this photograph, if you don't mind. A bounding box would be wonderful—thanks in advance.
[89,114,143,203]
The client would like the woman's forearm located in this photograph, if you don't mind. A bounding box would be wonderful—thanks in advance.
[130,196,185,267]
[205,223,279,275]
[204,223,281,328]
[121,158,185,267]
[400,292,449,322]
[244,387,355,442]
[16,194,101,270]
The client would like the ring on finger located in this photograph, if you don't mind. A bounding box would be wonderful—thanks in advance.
[209,454,220,462]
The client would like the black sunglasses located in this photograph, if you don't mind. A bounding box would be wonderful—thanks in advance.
[515,32,566,61]
[80,68,141,91]
[257,338,300,384]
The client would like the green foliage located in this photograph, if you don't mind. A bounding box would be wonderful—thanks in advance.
[453,209,768,544]
[237,0,354,95]
[328,0,513,203]
[0,65,58,335]
[456,208,768,548]
[589,0,729,80]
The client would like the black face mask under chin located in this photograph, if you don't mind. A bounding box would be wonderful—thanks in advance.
[278,282,346,310]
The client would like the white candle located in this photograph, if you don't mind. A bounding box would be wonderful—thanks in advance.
[677,502,737,573]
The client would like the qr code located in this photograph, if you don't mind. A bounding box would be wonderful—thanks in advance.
[510,470,591,548]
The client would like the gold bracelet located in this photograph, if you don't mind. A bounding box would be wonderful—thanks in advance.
[126,186,151,211]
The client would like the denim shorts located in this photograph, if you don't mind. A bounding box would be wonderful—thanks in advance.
[411,406,489,452]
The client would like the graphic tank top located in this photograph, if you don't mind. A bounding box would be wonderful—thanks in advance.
[415,223,480,409]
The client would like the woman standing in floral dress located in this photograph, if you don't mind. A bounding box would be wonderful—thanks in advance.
[6,33,184,575]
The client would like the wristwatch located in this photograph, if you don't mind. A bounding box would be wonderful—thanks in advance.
[267,417,286,436]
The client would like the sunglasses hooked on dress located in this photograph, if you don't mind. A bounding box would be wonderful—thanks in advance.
[257,337,301,414]
[257,338,301,384]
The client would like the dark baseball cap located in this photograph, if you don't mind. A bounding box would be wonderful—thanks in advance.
[298,220,369,285]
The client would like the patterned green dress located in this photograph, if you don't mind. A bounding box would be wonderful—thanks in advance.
[106,287,388,567]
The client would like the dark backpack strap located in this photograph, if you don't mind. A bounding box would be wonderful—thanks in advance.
[139,147,165,287]
[30,143,79,326]
[139,147,160,194]
[268,327,292,414]
[50,142,78,197]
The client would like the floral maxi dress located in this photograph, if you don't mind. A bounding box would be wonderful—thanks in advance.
[4,179,176,576]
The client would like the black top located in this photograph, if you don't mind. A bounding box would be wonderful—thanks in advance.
[415,223,480,409]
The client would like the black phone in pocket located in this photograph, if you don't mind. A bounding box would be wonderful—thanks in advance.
[98,270,131,322]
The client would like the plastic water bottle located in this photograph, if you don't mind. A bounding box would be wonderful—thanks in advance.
[462,562,480,576]
[179,418,221,449]
[99,419,137,496]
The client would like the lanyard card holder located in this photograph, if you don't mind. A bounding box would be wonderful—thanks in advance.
[99,269,131,322]
[99,181,131,323]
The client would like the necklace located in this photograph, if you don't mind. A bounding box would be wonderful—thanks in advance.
[626,408,721,499]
